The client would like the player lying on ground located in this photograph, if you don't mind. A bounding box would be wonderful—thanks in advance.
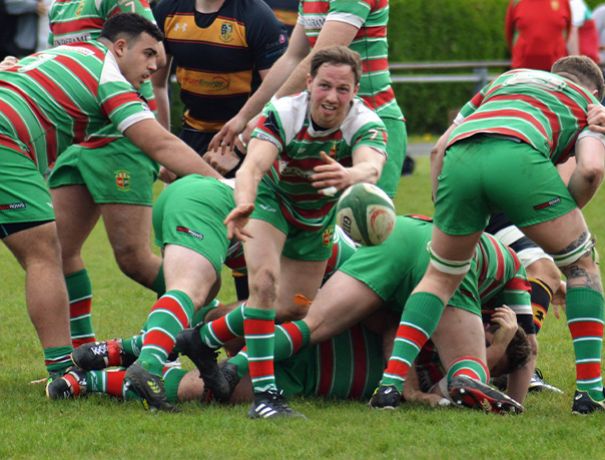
[179,215,534,413]
[407,55,605,414]
[48,306,530,412]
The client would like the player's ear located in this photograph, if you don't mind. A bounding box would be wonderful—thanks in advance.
[112,37,128,58]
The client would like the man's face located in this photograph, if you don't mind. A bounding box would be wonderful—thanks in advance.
[113,32,160,90]
[306,63,359,129]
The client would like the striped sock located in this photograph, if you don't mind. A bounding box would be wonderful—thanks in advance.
[530,278,553,334]
[244,306,276,393]
[65,269,95,348]
[163,367,188,403]
[566,287,605,401]
[44,345,74,375]
[227,320,311,378]
[192,298,222,327]
[381,292,444,391]
[138,290,194,376]
[86,369,127,398]
[446,356,490,384]
[199,303,245,348]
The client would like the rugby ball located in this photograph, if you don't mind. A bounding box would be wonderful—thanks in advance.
[335,183,396,246]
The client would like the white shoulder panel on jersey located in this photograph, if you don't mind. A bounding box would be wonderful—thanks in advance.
[325,12,365,29]
[96,0,104,12]
[100,50,131,86]
[339,98,383,144]
[272,92,309,145]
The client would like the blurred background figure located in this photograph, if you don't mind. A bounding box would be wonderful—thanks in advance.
[37,0,52,51]
[505,0,572,70]
[592,2,605,64]
[0,0,48,57]
[569,0,600,63]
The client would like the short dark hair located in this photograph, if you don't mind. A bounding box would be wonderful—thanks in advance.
[100,13,164,43]
[551,55,605,100]
[310,45,362,85]
[486,324,531,374]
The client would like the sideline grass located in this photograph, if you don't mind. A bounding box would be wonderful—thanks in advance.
[1,157,604,459]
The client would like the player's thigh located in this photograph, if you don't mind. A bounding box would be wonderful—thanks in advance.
[163,244,219,307]
[101,203,153,253]
[3,221,62,268]
[519,208,589,255]
[305,271,383,344]
[431,306,486,369]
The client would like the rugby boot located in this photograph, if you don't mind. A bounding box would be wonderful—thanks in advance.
[72,339,136,370]
[46,367,87,400]
[124,362,179,412]
[448,375,524,414]
[571,390,605,415]
[175,325,231,402]
[369,385,402,410]
[528,368,563,394]
[248,389,306,419]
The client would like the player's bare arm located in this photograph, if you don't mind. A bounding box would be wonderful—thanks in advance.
[568,135,605,207]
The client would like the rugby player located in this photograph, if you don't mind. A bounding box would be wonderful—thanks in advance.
[391,56,605,414]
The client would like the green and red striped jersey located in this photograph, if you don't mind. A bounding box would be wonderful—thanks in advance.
[252,91,387,231]
[298,0,403,121]
[0,41,154,173]
[48,0,156,46]
[449,69,603,164]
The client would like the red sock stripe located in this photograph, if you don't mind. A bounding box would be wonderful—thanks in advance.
[210,317,239,343]
[70,298,92,318]
[453,368,482,380]
[143,329,175,352]
[248,359,275,379]
[577,362,603,380]
[281,322,304,353]
[385,358,411,377]
[452,355,490,379]
[317,340,334,396]
[106,370,126,397]
[151,296,190,329]
[72,337,96,348]
[244,318,275,335]
[569,321,604,339]
[349,325,367,399]
[106,340,123,367]
[65,373,82,397]
[397,324,429,349]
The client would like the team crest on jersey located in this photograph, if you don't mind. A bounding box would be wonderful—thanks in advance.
[115,170,131,192]
[220,23,234,42]
[322,226,334,247]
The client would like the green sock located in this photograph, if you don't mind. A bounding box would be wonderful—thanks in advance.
[120,334,143,359]
[193,298,221,326]
[199,303,245,348]
[244,306,277,393]
[44,345,73,375]
[138,290,194,376]
[566,287,605,401]
[447,357,489,384]
[228,320,311,378]
[381,292,444,391]
[65,269,95,347]
[163,367,188,403]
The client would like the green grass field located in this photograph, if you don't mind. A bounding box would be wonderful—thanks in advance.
[1,157,605,459]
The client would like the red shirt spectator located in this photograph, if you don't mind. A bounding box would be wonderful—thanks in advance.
[505,0,572,70]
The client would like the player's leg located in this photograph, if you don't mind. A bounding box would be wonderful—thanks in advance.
[101,203,163,292]
[52,185,101,348]
[520,209,605,413]
[4,223,74,377]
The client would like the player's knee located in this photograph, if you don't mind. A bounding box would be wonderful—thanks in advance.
[112,243,150,278]
[249,267,278,305]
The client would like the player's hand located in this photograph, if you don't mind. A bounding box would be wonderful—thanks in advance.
[311,151,351,195]
[209,115,248,155]
[552,280,567,319]
[202,149,240,176]
[587,104,605,134]
[402,386,450,408]
[224,203,255,241]
[0,55,17,71]
[490,305,518,347]
[158,166,177,184]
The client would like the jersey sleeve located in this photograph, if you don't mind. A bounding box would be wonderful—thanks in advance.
[245,1,288,71]
[251,102,287,153]
[455,84,490,122]
[97,54,154,132]
[326,0,371,29]
[351,120,388,157]
[101,0,156,22]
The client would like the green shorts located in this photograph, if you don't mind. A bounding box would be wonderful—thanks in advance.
[434,135,577,236]
[251,181,335,261]
[275,346,317,398]
[340,216,481,316]
[0,148,54,225]
[48,137,159,206]
[377,117,407,198]
[152,175,235,275]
